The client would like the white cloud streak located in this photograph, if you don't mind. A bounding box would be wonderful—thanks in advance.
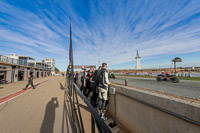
[0,0,200,70]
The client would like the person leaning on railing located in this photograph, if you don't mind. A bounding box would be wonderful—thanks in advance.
[97,63,111,120]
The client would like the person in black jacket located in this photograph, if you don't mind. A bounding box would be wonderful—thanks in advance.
[91,66,101,107]
[84,67,94,97]
[23,73,35,90]
[73,72,79,84]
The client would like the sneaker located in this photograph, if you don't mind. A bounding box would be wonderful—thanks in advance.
[102,115,108,121]
[23,88,26,90]
[97,109,101,116]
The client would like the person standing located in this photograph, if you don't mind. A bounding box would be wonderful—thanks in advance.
[23,73,35,90]
[84,67,94,97]
[74,72,79,84]
[98,63,110,120]
[91,66,101,107]
[80,69,87,92]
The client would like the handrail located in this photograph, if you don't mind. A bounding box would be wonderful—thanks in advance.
[65,74,112,133]
[73,83,112,133]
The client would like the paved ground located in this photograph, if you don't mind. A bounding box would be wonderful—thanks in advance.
[110,76,200,100]
[0,75,72,133]
[0,75,103,133]
[0,76,53,97]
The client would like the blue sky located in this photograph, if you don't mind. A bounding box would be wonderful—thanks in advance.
[0,0,200,71]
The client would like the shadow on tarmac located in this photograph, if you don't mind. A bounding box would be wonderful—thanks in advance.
[59,82,65,90]
[61,89,76,133]
[0,87,4,89]
[40,97,59,133]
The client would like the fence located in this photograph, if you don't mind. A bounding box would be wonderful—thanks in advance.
[65,74,112,133]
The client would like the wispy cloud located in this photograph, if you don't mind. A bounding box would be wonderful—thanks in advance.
[70,0,200,68]
[0,0,200,70]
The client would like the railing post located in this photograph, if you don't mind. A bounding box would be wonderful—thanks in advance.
[91,115,95,133]
[125,79,128,86]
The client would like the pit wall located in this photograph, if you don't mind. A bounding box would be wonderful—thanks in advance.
[107,84,200,133]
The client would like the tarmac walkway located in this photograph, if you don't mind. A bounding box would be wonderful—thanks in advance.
[0,75,127,133]
[0,75,72,133]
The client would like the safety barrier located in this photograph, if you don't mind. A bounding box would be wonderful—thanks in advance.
[107,84,200,133]
[65,75,112,133]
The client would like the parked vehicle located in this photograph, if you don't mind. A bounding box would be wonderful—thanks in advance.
[0,79,8,84]
[156,74,179,83]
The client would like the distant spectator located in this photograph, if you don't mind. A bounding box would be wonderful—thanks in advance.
[74,72,79,84]
[84,67,94,97]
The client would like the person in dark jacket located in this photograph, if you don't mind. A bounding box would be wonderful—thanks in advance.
[23,74,35,90]
[84,67,94,97]
[91,66,101,107]
[73,72,79,84]
[81,69,87,92]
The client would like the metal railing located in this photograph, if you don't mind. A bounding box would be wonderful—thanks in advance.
[0,55,19,65]
[28,63,35,67]
[65,75,112,133]
[35,64,42,68]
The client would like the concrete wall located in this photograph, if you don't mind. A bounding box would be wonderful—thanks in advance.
[27,70,30,78]
[6,69,12,82]
[13,68,18,82]
[24,68,28,80]
[1,64,12,82]
[39,70,41,77]
[107,84,200,133]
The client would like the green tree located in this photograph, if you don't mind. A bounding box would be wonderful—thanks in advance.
[55,67,60,74]
[172,57,182,72]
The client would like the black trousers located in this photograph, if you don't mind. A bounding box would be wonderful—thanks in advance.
[25,82,34,89]
[91,90,98,107]
[84,81,90,96]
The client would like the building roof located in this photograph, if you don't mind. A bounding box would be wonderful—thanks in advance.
[44,57,55,60]
[19,56,35,60]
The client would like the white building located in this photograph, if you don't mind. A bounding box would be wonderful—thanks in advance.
[43,58,55,75]
[0,53,51,83]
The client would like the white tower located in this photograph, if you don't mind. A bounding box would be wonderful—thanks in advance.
[135,50,141,70]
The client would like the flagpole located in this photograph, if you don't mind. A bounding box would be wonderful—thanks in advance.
[69,18,74,96]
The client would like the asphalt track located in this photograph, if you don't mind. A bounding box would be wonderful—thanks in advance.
[0,76,72,133]
[110,76,200,100]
